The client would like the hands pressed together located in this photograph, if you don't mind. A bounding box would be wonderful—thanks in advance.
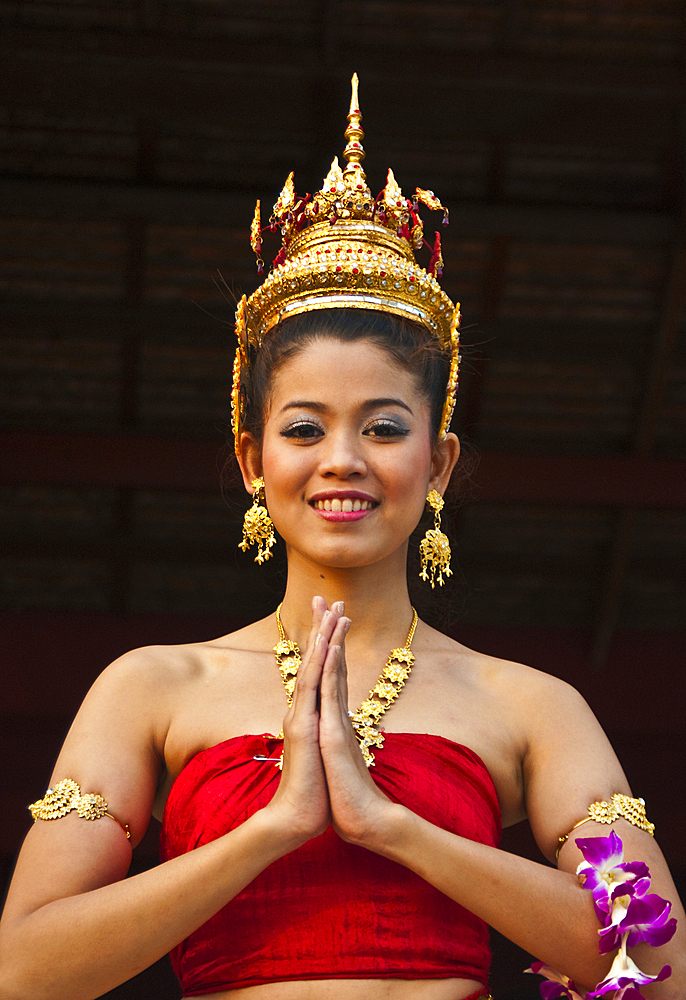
[267,597,398,853]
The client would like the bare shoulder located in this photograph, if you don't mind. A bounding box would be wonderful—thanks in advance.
[458,639,605,758]
[50,620,272,825]
[89,617,272,706]
[416,627,610,825]
[438,640,628,861]
[424,624,585,719]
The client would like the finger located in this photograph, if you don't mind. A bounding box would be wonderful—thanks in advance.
[290,602,345,714]
[308,595,328,646]
[291,632,326,704]
[308,596,343,640]
[302,606,339,670]
[291,609,340,712]
[329,614,351,654]
[321,618,352,718]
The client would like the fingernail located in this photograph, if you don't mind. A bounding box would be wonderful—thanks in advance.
[342,617,352,634]
[333,601,344,614]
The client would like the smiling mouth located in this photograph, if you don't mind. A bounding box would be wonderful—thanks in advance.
[312,499,376,512]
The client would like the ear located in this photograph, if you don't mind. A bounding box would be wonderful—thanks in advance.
[236,432,263,494]
[429,431,460,496]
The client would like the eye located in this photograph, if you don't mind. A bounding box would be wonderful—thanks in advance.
[280,419,324,440]
[363,419,410,438]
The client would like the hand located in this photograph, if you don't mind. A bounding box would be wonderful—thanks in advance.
[318,615,397,850]
[265,597,342,847]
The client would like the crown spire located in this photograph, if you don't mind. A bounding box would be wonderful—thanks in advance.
[343,72,366,184]
[234,74,461,456]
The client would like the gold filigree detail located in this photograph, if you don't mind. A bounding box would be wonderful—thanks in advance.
[275,605,418,767]
[587,794,655,833]
[439,306,461,439]
[415,187,449,220]
[239,477,276,563]
[556,793,655,858]
[322,156,345,198]
[274,637,302,704]
[250,199,262,254]
[272,171,296,220]
[419,490,452,588]
[29,778,130,838]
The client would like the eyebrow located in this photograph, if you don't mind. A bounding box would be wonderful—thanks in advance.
[280,397,414,415]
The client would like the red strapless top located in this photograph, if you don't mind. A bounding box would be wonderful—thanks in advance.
[160,732,501,996]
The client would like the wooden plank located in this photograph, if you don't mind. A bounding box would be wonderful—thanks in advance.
[0,26,679,100]
[1,430,685,507]
[0,178,675,244]
[591,239,686,666]
[635,242,686,456]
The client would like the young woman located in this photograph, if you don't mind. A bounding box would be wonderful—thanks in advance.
[0,78,683,1000]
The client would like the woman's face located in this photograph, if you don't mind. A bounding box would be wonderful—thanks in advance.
[248,336,451,573]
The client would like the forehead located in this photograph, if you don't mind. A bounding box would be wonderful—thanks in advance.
[269,336,421,405]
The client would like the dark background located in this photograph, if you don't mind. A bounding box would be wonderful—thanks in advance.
[1,2,685,998]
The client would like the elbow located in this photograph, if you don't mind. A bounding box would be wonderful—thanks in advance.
[571,941,681,1000]
[0,938,21,1000]
[0,938,55,1000]
[0,958,28,1000]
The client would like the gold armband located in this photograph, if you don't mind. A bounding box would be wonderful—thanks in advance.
[556,793,654,859]
[29,778,131,839]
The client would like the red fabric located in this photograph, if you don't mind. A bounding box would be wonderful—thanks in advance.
[160,732,501,996]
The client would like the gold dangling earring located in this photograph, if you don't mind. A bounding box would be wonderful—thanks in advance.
[419,489,452,588]
[239,477,276,564]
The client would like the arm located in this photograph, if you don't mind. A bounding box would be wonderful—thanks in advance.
[0,603,338,1000]
[318,642,685,995]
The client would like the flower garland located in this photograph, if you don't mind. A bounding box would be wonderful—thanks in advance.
[528,831,676,1000]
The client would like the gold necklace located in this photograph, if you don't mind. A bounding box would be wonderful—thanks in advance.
[274,604,418,767]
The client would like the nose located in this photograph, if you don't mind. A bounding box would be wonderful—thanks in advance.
[318,428,367,479]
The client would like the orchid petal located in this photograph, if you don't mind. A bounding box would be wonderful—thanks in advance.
[616,861,650,882]
[597,891,633,952]
[631,876,651,897]
[611,988,646,1000]
[576,831,624,870]
[526,962,571,985]
[622,895,677,948]
[610,884,636,903]
[577,865,604,890]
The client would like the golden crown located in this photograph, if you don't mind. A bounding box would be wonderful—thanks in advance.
[232,74,461,455]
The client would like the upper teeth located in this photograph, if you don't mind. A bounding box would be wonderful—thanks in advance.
[314,499,373,512]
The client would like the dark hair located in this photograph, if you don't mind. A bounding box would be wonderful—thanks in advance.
[239,308,451,444]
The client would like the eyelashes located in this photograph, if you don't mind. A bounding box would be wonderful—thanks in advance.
[279,417,410,440]
[280,419,323,439]
[363,419,410,437]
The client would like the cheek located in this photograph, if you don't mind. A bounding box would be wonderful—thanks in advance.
[390,438,434,491]
[260,435,309,492]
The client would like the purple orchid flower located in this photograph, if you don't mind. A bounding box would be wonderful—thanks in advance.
[526,962,584,1000]
[598,892,677,953]
[576,832,650,922]
[528,832,676,1000]
[585,950,671,998]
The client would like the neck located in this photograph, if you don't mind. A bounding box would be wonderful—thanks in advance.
[278,545,416,657]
